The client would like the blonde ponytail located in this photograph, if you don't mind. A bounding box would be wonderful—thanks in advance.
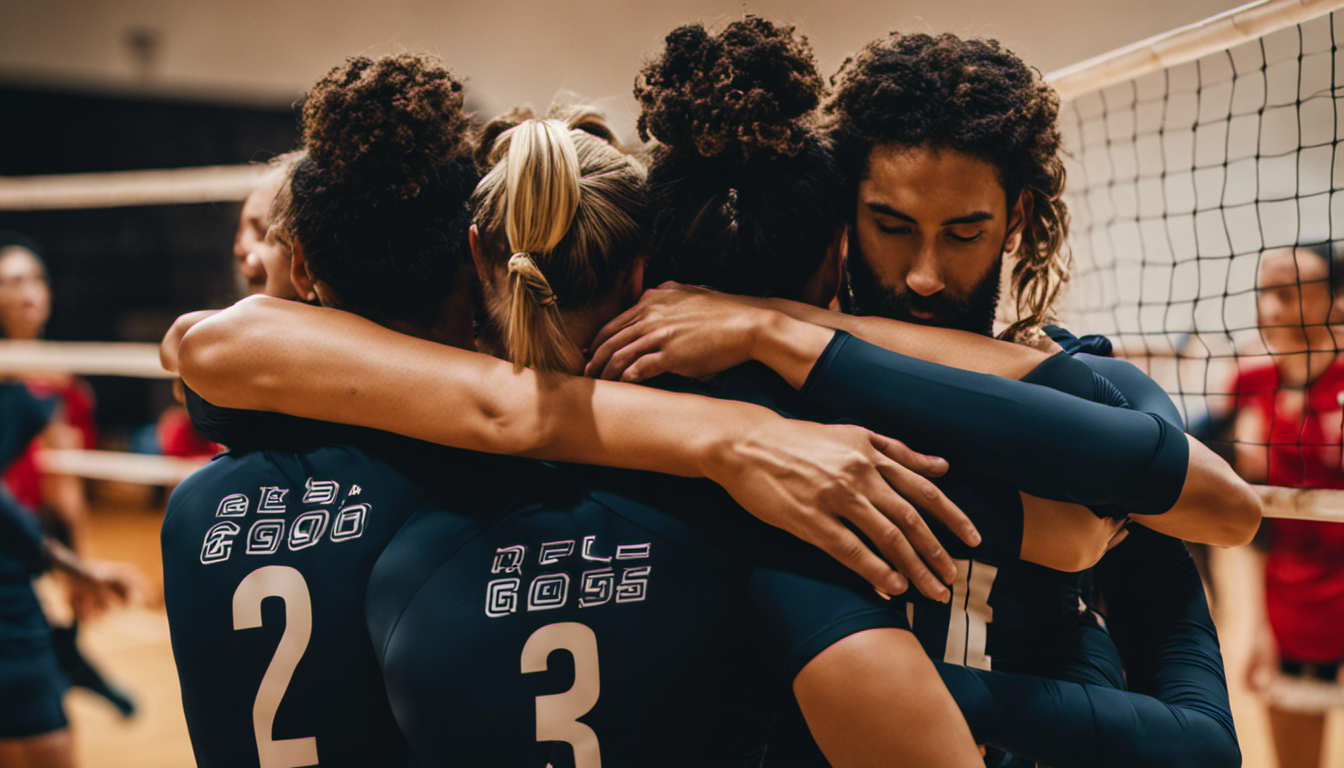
[473,106,647,375]
[505,251,582,373]
[496,120,583,372]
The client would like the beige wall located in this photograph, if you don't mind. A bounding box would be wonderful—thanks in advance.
[2,0,1248,139]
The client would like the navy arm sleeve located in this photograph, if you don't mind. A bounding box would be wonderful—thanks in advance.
[799,331,1189,516]
[935,526,1239,768]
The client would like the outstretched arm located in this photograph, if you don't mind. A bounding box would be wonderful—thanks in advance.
[176,296,978,600]
[589,285,1259,545]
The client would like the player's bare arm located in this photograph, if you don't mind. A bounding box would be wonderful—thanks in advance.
[586,282,1047,385]
[177,295,978,599]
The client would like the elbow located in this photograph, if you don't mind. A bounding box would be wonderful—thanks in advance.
[471,365,553,458]
[1220,481,1263,548]
[177,298,270,408]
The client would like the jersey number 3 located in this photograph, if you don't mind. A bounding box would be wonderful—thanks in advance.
[233,565,318,768]
[522,622,602,768]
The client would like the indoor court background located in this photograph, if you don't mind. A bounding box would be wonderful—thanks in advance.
[2,1,1340,766]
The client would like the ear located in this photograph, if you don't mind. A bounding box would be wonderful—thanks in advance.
[469,225,494,289]
[1004,191,1032,257]
[620,256,646,308]
[798,224,847,308]
[289,240,320,303]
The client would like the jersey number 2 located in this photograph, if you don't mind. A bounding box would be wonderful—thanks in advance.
[521,622,601,768]
[233,565,318,768]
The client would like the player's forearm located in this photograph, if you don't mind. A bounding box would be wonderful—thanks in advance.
[801,332,1189,514]
[1129,434,1261,546]
[177,296,756,478]
[760,297,1047,378]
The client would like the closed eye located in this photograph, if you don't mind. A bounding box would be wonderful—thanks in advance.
[877,222,913,235]
[947,231,984,243]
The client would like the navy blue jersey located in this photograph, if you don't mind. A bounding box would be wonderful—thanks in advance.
[680,361,1091,676]
[162,404,514,768]
[368,465,781,768]
[0,383,55,656]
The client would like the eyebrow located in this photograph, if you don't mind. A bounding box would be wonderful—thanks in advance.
[865,201,994,226]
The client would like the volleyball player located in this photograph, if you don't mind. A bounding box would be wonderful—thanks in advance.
[232,153,304,300]
[0,235,139,718]
[0,381,134,768]
[583,22,1246,766]
[161,54,507,768]
[1234,244,1344,768]
[168,25,1247,768]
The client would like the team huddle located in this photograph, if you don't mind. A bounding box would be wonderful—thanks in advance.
[158,17,1261,768]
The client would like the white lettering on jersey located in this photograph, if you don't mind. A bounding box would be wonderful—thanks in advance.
[578,569,614,608]
[329,504,369,542]
[486,578,521,617]
[247,520,286,556]
[493,545,526,575]
[485,537,652,617]
[614,567,650,604]
[528,573,570,611]
[349,485,362,496]
[539,540,576,565]
[217,493,249,518]
[614,543,651,560]
[301,479,339,505]
[201,521,241,564]
[287,510,329,551]
[580,536,611,563]
[258,487,289,514]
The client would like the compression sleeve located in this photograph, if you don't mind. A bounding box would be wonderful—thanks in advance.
[1098,526,1239,749]
[936,661,1240,768]
[0,489,48,574]
[799,331,1189,515]
[937,526,1239,768]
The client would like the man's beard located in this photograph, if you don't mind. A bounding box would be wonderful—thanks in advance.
[846,232,1003,337]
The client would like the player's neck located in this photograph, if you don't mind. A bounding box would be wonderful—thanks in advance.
[1275,347,1338,387]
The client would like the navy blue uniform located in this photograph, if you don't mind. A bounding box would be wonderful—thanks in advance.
[368,466,782,768]
[0,382,65,738]
[937,527,1239,768]
[162,404,513,768]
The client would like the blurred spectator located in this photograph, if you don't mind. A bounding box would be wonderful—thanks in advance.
[0,234,139,719]
[1232,244,1344,768]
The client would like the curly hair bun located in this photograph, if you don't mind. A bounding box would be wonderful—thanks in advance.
[635,16,824,164]
[301,54,472,200]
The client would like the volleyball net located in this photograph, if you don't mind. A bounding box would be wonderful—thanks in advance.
[1050,0,1344,521]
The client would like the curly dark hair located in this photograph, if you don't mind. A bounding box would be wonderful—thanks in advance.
[289,53,479,326]
[633,16,844,299]
[827,32,1070,340]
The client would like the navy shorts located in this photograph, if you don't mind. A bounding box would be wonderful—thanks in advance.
[0,645,68,738]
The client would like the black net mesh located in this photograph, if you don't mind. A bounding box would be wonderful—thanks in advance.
[1059,10,1344,487]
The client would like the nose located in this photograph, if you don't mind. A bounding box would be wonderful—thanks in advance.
[239,252,266,281]
[904,243,944,297]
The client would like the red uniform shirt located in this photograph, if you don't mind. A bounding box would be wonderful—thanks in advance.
[1,376,95,512]
[1232,357,1344,662]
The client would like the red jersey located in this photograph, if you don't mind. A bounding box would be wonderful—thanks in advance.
[1,376,96,512]
[1232,357,1344,662]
